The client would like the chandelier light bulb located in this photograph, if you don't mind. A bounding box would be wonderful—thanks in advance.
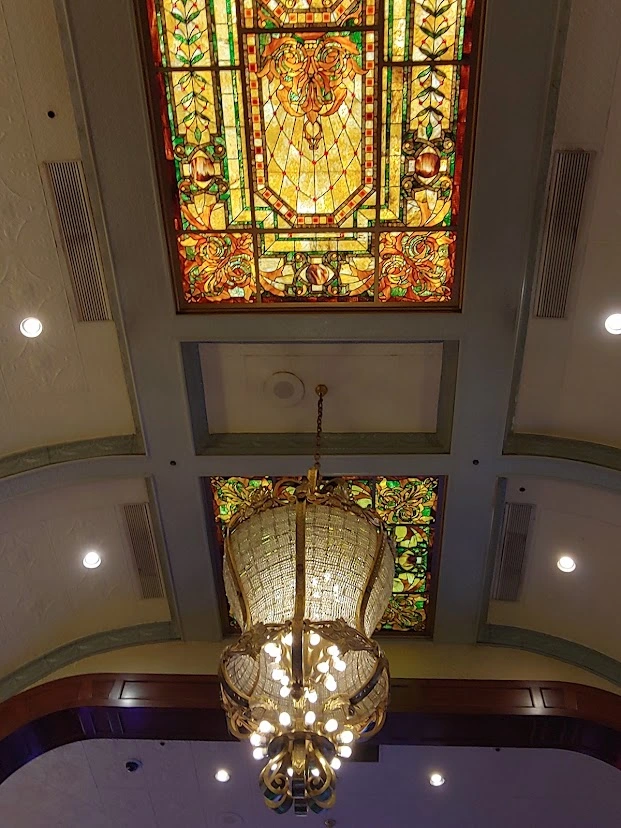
[304,711,316,726]
[324,675,337,692]
[331,758,342,771]
[271,763,278,771]
[280,674,290,686]
[333,658,346,672]
[338,745,352,759]
[258,720,273,734]
[307,690,318,704]
[283,632,293,646]
[309,632,321,646]
[287,767,293,778]
[264,642,280,658]
[327,645,339,656]
[279,711,292,727]
[429,773,445,787]
[253,747,266,760]
[325,719,338,733]
[310,767,320,778]
[339,731,354,744]
[272,668,284,680]
[317,661,329,673]
[280,685,291,698]
[250,733,264,747]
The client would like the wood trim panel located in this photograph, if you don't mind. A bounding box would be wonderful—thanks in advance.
[1,674,621,785]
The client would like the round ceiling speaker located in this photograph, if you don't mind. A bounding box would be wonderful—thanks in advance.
[263,371,305,407]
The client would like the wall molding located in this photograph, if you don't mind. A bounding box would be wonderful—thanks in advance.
[505,433,621,474]
[480,624,621,688]
[0,434,144,480]
[0,623,180,703]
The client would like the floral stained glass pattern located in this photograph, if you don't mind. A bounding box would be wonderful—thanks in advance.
[209,475,442,633]
[146,0,479,306]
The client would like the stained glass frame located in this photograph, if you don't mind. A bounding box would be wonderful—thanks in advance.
[204,475,445,636]
[137,0,485,310]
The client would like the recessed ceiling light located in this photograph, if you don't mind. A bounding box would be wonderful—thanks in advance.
[605,314,621,335]
[557,555,576,573]
[19,317,43,338]
[215,769,230,783]
[82,550,102,569]
[429,773,445,787]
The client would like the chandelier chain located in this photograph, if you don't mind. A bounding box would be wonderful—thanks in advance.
[313,385,327,472]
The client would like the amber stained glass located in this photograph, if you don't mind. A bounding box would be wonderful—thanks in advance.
[148,0,478,306]
[209,475,441,633]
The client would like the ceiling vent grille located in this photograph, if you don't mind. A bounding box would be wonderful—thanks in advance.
[45,160,111,322]
[123,503,165,600]
[534,149,592,319]
[491,503,534,602]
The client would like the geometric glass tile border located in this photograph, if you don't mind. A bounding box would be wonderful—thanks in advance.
[207,475,443,634]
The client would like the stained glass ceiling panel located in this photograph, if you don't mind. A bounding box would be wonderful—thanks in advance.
[208,475,443,635]
[145,0,481,308]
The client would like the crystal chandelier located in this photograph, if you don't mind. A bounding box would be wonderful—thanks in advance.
[219,387,394,815]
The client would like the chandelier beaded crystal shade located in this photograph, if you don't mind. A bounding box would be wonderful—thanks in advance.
[219,387,394,815]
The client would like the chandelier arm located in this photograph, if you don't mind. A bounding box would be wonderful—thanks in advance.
[224,532,249,629]
[356,526,388,632]
[348,655,389,707]
[292,495,307,697]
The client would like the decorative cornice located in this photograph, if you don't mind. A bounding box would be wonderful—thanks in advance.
[505,433,621,473]
[480,624,621,688]
[0,434,144,480]
[0,622,180,702]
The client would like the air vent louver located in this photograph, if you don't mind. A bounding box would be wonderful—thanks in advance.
[123,503,165,600]
[491,503,534,602]
[535,149,592,319]
[45,160,111,322]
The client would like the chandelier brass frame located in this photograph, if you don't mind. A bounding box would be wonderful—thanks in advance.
[219,388,394,814]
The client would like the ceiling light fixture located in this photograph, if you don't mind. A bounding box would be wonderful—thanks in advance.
[215,769,231,783]
[604,313,621,335]
[429,773,445,787]
[220,386,393,816]
[19,317,43,338]
[557,555,576,573]
[82,550,102,569]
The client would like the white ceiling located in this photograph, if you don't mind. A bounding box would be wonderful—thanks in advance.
[514,0,621,448]
[0,739,619,827]
[0,478,169,675]
[489,476,621,660]
[200,343,443,434]
[0,0,135,457]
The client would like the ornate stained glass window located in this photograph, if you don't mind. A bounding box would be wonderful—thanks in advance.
[208,475,442,633]
[144,0,481,308]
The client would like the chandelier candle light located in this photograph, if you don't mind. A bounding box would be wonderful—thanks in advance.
[219,386,395,815]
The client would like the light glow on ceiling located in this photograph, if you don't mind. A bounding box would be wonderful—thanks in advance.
[557,555,577,573]
[19,317,43,338]
[82,550,102,569]
[604,314,621,335]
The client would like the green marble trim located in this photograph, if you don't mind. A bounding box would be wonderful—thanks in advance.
[480,624,621,688]
[183,341,458,456]
[0,621,180,702]
[0,434,144,480]
[505,433,621,473]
